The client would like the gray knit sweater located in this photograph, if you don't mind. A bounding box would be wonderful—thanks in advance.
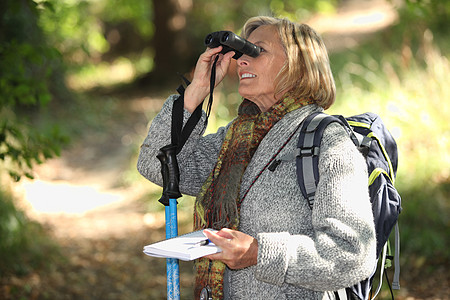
[137,95,376,299]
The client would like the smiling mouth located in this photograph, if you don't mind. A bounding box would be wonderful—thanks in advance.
[241,73,256,79]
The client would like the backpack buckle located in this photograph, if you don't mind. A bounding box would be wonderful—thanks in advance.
[298,147,320,157]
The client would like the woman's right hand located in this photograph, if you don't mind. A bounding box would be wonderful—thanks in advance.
[184,46,235,113]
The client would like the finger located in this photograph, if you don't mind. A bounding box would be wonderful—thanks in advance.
[215,228,235,239]
[203,46,223,59]
[223,51,235,61]
[204,252,223,261]
[203,229,232,249]
[217,51,235,72]
[215,51,234,66]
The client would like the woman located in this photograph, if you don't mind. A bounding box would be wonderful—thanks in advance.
[138,16,376,299]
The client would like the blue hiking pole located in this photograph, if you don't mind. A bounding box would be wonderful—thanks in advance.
[155,72,209,299]
[157,145,182,300]
[165,199,179,299]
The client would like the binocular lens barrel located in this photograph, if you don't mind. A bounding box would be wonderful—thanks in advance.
[221,32,230,43]
[205,33,220,48]
[204,31,261,59]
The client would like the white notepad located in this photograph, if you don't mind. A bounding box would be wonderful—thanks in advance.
[143,229,222,261]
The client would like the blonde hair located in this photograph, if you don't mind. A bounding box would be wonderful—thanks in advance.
[242,16,336,109]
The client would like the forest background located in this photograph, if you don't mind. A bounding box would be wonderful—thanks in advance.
[0,0,449,299]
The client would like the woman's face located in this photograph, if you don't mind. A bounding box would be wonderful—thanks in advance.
[237,25,287,112]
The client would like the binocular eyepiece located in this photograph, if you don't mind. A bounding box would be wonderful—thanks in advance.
[204,31,261,59]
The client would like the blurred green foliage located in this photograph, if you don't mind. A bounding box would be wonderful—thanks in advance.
[33,0,339,88]
[328,33,449,263]
[399,0,450,33]
[0,188,62,277]
[38,0,154,65]
[0,0,69,181]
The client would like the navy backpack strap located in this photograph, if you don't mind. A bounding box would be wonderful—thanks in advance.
[296,112,346,209]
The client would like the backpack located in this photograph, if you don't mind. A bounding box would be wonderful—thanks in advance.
[266,111,402,299]
[296,112,402,300]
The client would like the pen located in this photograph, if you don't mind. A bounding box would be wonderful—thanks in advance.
[193,239,211,247]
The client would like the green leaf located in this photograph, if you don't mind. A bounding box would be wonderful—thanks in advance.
[38,92,52,105]
[25,172,35,180]
[41,1,56,13]
[8,171,21,182]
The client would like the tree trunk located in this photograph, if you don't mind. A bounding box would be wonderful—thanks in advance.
[139,0,193,88]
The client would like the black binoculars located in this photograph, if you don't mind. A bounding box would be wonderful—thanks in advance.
[204,31,261,59]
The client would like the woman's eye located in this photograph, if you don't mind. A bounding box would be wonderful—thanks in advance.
[259,47,266,52]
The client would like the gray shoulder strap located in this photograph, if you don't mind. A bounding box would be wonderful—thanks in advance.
[296,112,346,208]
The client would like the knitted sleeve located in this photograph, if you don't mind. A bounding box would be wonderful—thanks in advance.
[137,95,230,196]
[255,123,377,291]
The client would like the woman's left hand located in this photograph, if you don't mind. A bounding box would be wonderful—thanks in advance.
[203,228,258,270]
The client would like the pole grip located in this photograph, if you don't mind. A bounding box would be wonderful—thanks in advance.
[157,145,182,206]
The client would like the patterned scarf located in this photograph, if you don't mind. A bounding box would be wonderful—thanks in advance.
[193,96,314,299]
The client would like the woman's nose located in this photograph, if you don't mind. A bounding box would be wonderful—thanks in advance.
[237,55,250,66]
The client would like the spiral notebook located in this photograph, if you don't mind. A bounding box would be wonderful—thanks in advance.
[143,229,222,261]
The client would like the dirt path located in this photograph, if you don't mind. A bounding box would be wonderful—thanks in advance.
[8,1,448,299]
